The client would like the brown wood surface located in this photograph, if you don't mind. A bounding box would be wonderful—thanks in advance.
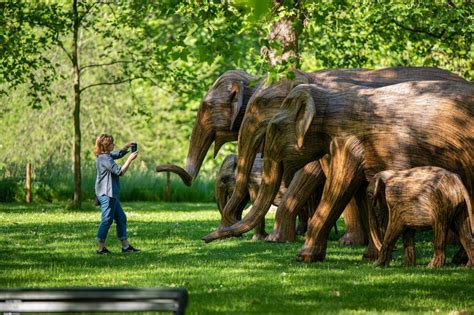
[204,67,467,245]
[203,79,473,265]
[371,167,473,268]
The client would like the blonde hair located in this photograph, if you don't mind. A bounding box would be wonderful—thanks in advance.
[94,134,114,156]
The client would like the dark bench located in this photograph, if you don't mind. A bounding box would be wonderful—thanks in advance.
[0,287,188,315]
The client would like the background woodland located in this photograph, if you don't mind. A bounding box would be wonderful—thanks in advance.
[0,0,472,205]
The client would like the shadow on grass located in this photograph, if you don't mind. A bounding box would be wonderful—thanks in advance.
[1,205,472,314]
[0,201,216,213]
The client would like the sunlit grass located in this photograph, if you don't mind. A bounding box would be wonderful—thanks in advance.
[0,202,473,314]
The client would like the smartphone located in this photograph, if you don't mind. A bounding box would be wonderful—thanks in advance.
[131,143,138,153]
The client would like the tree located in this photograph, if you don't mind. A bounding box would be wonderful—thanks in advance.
[0,0,471,205]
[299,1,472,78]
[262,1,304,71]
[1,1,166,208]
[1,0,268,206]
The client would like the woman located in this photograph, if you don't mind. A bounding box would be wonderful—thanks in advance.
[94,134,139,254]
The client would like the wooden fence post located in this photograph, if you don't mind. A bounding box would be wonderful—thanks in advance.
[26,161,31,204]
[165,171,171,202]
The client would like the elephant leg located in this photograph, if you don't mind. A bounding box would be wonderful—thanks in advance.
[319,155,362,245]
[252,217,268,240]
[267,161,324,243]
[352,184,379,261]
[403,229,416,266]
[296,207,309,236]
[219,192,249,229]
[247,186,268,241]
[339,198,368,246]
[297,137,365,262]
[297,187,323,236]
[451,215,473,268]
[446,229,459,245]
[319,154,358,244]
[375,219,404,267]
[428,223,447,268]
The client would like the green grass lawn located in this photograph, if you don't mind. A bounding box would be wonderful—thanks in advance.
[0,202,473,314]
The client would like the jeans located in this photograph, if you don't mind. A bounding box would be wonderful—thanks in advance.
[96,195,127,242]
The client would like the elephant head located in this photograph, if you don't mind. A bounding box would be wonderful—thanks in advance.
[368,170,396,251]
[156,70,259,186]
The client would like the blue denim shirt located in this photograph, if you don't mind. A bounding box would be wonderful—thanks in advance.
[95,150,128,199]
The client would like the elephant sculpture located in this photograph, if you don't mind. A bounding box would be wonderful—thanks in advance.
[370,166,474,268]
[155,69,315,239]
[215,153,326,239]
[203,79,473,263]
[216,154,256,215]
[204,67,467,245]
[215,153,272,239]
[215,68,372,243]
[156,70,260,186]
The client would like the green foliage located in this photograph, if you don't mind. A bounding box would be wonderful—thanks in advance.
[1,202,473,314]
[300,1,473,78]
[0,178,18,202]
[0,1,472,204]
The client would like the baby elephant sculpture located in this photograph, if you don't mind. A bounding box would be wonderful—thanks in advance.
[371,166,474,268]
[215,154,268,240]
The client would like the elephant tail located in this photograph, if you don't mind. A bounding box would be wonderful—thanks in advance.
[369,175,384,252]
[453,174,474,236]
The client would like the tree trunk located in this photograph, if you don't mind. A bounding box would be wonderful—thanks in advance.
[72,0,82,209]
[165,171,171,202]
[263,0,302,68]
[26,161,31,204]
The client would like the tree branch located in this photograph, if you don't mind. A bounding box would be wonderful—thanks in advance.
[78,2,97,24]
[55,36,73,63]
[43,25,73,63]
[80,60,133,72]
[80,76,148,93]
[389,18,446,39]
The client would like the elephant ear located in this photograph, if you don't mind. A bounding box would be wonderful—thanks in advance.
[372,175,384,206]
[230,81,248,131]
[369,174,386,251]
[371,171,395,207]
[294,90,315,148]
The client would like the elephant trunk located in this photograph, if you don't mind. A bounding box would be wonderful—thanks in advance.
[155,164,193,187]
[219,131,265,226]
[156,120,214,187]
[202,158,283,242]
[185,120,215,183]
